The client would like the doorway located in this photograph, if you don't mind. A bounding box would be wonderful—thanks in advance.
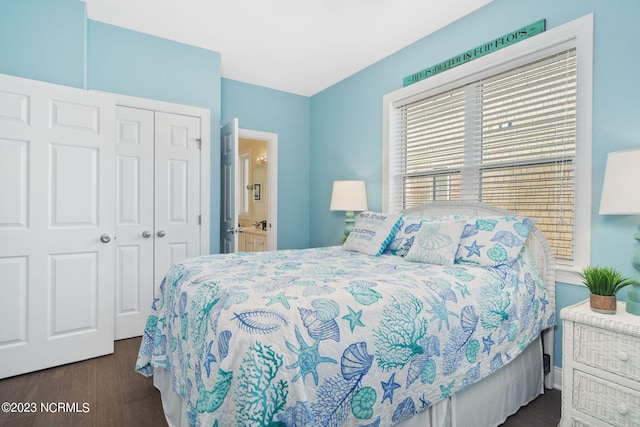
[238,137,268,251]
[220,121,278,253]
[238,128,278,252]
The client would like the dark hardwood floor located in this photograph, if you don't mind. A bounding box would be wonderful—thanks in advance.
[0,337,561,427]
[500,387,561,427]
[0,338,166,427]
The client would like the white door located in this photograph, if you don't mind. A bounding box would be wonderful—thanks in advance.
[0,74,115,379]
[114,107,203,339]
[221,119,239,254]
[154,112,202,296]
[114,106,154,339]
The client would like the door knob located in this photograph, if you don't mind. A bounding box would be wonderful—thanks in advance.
[157,230,166,238]
[100,234,111,243]
[142,231,152,238]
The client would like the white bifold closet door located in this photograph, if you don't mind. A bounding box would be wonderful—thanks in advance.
[0,74,116,379]
[115,106,201,340]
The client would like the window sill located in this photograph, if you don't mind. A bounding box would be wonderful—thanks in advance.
[556,264,582,286]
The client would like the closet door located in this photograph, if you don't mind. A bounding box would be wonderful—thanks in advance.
[115,106,154,339]
[114,107,202,339]
[154,112,201,296]
[0,74,115,379]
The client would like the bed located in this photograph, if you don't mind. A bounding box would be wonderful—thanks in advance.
[136,201,556,427]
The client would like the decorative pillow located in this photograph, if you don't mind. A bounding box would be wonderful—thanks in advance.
[384,215,456,256]
[405,221,465,265]
[342,211,403,256]
[455,216,534,267]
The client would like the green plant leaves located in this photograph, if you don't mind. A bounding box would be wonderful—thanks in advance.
[577,265,638,296]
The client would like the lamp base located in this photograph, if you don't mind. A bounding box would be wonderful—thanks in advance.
[631,222,640,316]
[344,210,356,240]
[626,283,640,316]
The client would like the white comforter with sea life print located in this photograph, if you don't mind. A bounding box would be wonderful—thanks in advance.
[136,246,555,427]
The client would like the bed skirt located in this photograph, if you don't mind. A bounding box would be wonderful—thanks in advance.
[153,335,544,427]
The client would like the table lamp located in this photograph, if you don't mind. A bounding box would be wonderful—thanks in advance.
[330,180,368,240]
[599,148,640,315]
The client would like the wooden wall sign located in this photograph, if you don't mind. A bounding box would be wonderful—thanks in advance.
[403,19,546,87]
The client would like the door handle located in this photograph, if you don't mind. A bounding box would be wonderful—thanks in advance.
[157,230,166,238]
[100,234,111,243]
[142,231,152,238]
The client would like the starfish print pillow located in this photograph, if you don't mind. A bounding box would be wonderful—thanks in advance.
[454,216,534,267]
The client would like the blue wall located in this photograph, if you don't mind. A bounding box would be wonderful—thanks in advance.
[309,0,640,369]
[0,0,87,88]
[221,78,311,249]
[87,21,220,112]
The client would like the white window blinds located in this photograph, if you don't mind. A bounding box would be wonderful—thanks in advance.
[392,48,577,261]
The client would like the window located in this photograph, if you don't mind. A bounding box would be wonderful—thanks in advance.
[401,49,576,259]
[384,15,593,283]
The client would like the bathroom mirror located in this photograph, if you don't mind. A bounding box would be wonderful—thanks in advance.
[238,151,250,218]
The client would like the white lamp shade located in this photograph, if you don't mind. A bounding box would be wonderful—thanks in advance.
[330,180,368,211]
[600,149,640,215]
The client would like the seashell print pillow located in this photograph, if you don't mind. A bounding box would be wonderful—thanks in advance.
[405,221,465,265]
[455,216,534,267]
[384,215,457,256]
[342,211,403,256]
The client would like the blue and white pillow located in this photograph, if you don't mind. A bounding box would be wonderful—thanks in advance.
[384,215,456,256]
[342,211,403,256]
[405,221,465,265]
[455,216,534,267]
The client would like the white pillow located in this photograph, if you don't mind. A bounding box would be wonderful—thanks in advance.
[342,211,402,256]
[405,221,465,265]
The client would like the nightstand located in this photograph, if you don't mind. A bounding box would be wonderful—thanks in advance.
[560,300,640,426]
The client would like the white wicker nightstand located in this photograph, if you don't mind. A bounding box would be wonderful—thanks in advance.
[560,300,640,426]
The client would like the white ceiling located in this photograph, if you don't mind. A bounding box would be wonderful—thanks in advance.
[83,0,492,96]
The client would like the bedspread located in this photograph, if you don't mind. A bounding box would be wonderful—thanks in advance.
[136,246,555,427]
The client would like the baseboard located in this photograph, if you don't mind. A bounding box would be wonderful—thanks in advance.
[553,366,562,390]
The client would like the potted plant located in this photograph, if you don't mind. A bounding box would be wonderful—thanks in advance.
[577,265,637,314]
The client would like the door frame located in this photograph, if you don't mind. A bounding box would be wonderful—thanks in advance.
[114,94,211,255]
[238,128,278,250]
